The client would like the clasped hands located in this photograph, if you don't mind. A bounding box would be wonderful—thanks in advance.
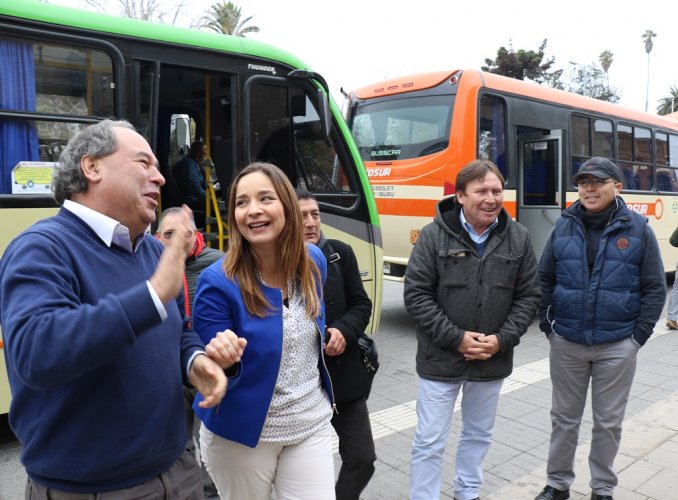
[458,331,500,361]
[189,329,247,409]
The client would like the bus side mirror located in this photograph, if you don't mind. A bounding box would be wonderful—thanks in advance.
[317,88,332,145]
[175,115,191,153]
[287,69,332,146]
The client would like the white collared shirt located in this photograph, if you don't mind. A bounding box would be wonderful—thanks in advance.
[459,209,498,245]
[63,199,166,320]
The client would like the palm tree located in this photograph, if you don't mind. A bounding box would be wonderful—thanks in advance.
[599,50,613,93]
[657,86,678,115]
[202,1,260,37]
[642,30,657,112]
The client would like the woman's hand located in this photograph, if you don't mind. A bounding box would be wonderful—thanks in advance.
[205,329,247,369]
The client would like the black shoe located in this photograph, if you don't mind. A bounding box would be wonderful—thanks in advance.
[591,495,613,500]
[535,485,570,500]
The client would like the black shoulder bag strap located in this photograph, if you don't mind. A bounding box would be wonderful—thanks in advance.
[323,240,343,286]
[324,240,379,380]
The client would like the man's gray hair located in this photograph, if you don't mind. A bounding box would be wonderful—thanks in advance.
[52,119,136,204]
[158,206,198,230]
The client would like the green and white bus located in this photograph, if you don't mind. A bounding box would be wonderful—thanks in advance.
[0,0,382,415]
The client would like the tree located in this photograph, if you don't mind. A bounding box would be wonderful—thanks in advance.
[657,86,678,115]
[202,1,260,37]
[642,29,657,112]
[599,50,613,92]
[482,39,558,85]
[84,0,185,24]
[566,63,620,103]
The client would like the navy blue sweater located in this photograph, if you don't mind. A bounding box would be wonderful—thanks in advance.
[0,208,204,492]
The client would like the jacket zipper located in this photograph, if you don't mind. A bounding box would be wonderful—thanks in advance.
[317,321,338,415]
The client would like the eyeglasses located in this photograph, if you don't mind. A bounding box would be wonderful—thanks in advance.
[576,177,613,188]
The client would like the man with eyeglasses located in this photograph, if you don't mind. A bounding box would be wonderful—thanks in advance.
[535,157,666,500]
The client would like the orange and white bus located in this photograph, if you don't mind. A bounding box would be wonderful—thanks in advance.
[345,69,678,280]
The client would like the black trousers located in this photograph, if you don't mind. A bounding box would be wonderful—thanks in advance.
[332,396,377,500]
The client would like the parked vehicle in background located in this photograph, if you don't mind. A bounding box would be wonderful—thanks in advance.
[0,0,382,415]
[345,69,678,281]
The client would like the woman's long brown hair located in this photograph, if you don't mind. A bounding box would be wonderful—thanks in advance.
[223,162,321,318]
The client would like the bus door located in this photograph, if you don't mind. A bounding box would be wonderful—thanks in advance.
[133,58,237,234]
[517,130,563,260]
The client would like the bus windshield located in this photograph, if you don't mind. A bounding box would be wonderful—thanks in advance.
[350,94,454,162]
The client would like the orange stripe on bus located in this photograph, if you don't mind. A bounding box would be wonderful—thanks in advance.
[375,198,517,218]
[376,198,437,217]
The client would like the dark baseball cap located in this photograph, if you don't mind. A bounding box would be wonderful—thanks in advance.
[573,157,622,183]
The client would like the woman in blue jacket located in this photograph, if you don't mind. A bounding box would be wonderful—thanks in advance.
[192,162,333,499]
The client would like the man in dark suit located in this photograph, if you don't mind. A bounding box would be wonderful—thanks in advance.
[296,188,376,500]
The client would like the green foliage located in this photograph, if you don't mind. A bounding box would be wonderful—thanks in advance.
[482,40,621,103]
[657,86,678,115]
[566,63,620,103]
[599,50,613,74]
[481,39,557,85]
[202,1,260,37]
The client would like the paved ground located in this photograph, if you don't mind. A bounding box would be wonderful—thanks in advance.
[1,280,677,499]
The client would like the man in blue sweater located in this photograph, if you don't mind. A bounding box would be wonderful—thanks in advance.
[535,158,666,500]
[0,120,230,499]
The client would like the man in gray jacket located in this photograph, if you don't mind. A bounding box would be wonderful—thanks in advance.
[404,159,541,500]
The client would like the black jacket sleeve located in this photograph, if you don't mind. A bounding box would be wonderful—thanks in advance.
[323,239,372,346]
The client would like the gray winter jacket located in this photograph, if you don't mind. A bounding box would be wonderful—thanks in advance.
[404,196,541,382]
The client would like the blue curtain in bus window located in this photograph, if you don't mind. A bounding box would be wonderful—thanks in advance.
[0,39,39,194]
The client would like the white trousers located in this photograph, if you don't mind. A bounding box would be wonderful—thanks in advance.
[199,424,336,500]
[410,377,503,500]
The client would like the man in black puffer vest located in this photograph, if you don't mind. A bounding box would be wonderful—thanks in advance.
[535,157,666,500]
[296,189,376,500]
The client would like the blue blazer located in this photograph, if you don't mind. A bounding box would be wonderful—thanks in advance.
[192,243,330,447]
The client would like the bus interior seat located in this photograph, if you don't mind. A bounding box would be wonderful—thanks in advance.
[657,171,674,192]
[622,166,638,190]
[636,166,651,190]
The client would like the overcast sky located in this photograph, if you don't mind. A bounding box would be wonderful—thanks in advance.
[50,0,676,114]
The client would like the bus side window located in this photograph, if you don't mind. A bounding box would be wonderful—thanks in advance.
[0,34,114,194]
[657,169,678,193]
[619,162,638,190]
[479,95,507,180]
